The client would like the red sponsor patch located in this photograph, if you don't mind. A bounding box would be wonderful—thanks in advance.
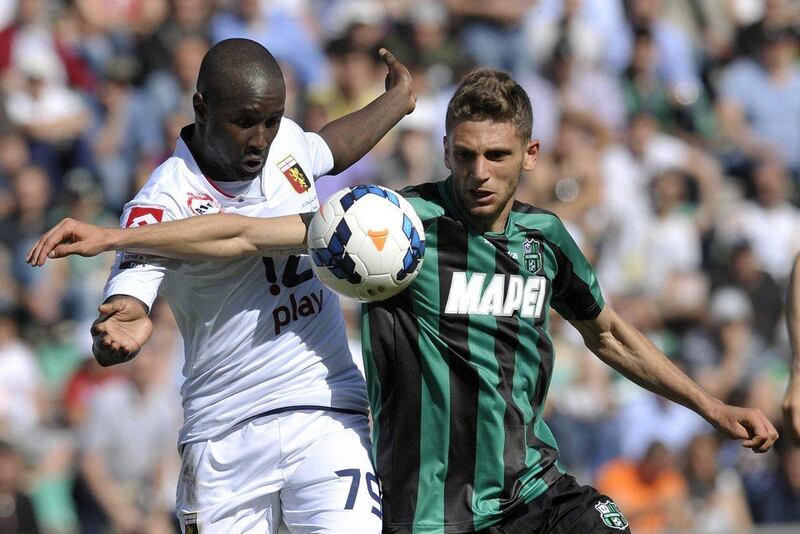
[187,193,222,215]
[125,206,164,227]
[278,155,311,193]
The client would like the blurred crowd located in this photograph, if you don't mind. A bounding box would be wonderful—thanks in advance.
[0,0,799,532]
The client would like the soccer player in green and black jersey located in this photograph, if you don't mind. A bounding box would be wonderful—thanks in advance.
[30,70,779,534]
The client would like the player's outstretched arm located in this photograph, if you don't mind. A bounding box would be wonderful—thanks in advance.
[318,48,415,175]
[26,213,311,265]
[784,253,800,446]
[571,306,779,453]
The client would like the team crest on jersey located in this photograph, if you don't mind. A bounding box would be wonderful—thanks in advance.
[187,192,222,215]
[183,512,199,534]
[278,155,311,193]
[594,500,628,530]
[523,237,543,274]
[125,206,163,228]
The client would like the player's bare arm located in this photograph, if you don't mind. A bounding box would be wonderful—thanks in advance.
[571,306,779,453]
[26,213,312,266]
[318,48,416,174]
[784,252,800,446]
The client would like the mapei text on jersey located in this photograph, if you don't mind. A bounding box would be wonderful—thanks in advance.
[444,272,547,318]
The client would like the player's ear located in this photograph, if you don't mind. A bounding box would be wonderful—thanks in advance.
[193,92,207,124]
[522,140,539,172]
[443,135,451,170]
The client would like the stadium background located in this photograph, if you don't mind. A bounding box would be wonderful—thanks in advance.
[0,0,799,532]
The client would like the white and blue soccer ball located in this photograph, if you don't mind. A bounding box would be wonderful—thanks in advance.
[308,185,425,302]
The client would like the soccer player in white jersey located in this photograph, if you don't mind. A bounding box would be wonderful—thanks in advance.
[46,38,414,533]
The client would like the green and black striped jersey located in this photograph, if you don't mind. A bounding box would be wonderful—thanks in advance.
[362,177,605,533]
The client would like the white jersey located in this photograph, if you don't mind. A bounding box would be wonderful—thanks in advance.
[104,118,368,446]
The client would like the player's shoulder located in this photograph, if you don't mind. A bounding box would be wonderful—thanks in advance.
[510,201,570,240]
[123,155,192,219]
[273,117,310,147]
[398,181,446,222]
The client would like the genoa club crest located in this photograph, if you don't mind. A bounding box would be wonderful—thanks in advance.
[278,155,311,193]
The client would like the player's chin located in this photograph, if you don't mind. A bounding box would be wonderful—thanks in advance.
[237,161,264,178]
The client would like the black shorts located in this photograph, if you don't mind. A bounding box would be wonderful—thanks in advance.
[480,473,631,534]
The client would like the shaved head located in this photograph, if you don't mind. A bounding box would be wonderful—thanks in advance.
[197,38,284,104]
[190,38,287,182]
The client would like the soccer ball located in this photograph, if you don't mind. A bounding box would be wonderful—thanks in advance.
[308,185,425,302]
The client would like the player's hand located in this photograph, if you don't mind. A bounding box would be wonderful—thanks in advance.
[91,296,153,366]
[26,217,118,266]
[707,401,778,453]
[379,48,416,115]
[782,378,800,446]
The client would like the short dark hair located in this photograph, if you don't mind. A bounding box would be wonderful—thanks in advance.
[445,69,533,142]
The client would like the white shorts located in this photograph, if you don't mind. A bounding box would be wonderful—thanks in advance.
[177,409,382,534]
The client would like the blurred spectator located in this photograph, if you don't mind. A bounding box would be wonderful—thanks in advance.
[596,441,691,534]
[444,0,534,77]
[0,307,43,439]
[137,0,213,76]
[734,0,800,59]
[538,38,627,135]
[624,0,703,96]
[746,442,800,524]
[684,432,752,533]
[210,0,329,89]
[4,53,93,190]
[523,0,631,73]
[616,386,709,460]
[74,341,180,534]
[680,287,764,403]
[0,440,40,534]
[545,317,619,482]
[146,34,207,129]
[92,56,163,208]
[725,240,783,345]
[0,0,95,91]
[517,111,605,239]
[377,100,439,189]
[622,25,714,137]
[717,25,800,175]
[723,159,800,283]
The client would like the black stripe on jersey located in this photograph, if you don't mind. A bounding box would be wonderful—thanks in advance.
[510,200,559,216]
[490,238,528,512]
[367,289,423,526]
[527,319,559,471]
[399,182,441,203]
[440,219,479,528]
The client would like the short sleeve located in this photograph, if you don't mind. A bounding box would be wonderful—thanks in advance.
[547,219,605,320]
[303,131,334,178]
[103,200,178,311]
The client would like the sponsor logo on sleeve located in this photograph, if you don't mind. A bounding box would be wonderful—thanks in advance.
[119,252,148,269]
[187,192,222,215]
[278,155,311,193]
[183,512,199,534]
[125,206,164,228]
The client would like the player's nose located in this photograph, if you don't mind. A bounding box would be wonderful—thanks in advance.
[470,156,491,182]
[247,125,270,153]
